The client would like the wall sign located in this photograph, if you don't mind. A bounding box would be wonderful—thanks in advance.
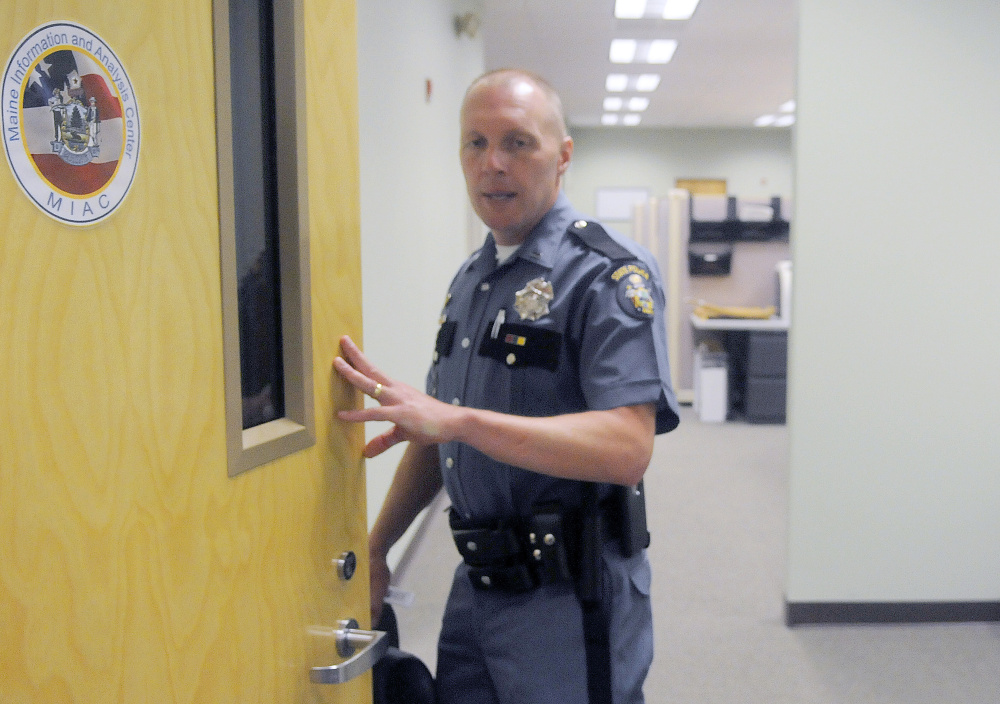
[3,21,139,226]
[595,187,649,222]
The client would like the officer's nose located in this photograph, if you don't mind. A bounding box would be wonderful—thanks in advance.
[484,145,508,174]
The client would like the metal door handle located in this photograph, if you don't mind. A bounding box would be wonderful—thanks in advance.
[310,619,389,684]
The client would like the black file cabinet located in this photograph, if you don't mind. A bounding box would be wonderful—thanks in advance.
[727,330,787,423]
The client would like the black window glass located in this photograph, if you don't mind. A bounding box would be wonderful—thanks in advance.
[230,0,284,429]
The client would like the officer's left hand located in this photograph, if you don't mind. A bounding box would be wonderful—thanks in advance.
[333,335,461,457]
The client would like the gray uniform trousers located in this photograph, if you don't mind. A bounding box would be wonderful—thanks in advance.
[435,543,654,704]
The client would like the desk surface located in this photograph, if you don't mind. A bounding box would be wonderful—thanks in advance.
[690,313,790,331]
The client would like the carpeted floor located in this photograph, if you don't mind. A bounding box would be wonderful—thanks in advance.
[389,406,1000,702]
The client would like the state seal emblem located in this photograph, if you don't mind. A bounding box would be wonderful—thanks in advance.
[611,262,655,320]
[2,22,140,226]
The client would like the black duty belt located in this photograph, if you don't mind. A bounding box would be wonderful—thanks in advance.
[449,504,580,592]
[448,482,651,596]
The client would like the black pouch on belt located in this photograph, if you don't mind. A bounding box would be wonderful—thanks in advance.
[615,481,651,557]
[449,511,521,566]
[527,503,575,585]
[449,510,536,591]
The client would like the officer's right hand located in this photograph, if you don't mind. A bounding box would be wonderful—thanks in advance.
[334,335,463,457]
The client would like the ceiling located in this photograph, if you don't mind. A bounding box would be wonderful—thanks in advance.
[479,0,798,129]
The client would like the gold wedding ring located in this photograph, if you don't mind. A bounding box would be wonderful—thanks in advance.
[372,382,383,399]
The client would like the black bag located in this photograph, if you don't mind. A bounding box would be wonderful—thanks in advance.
[372,604,437,704]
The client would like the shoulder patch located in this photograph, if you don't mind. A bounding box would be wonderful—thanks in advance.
[567,220,633,261]
[611,263,656,320]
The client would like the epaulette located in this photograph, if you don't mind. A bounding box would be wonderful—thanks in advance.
[566,219,634,261]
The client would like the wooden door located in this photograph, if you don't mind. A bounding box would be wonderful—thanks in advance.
[0,1,370,703]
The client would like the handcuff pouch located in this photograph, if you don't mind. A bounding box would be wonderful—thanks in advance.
[527,503,575,585]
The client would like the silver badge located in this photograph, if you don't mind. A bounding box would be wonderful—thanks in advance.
[514,277,554,321]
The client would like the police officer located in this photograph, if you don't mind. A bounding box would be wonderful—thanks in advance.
[334,69,679,704]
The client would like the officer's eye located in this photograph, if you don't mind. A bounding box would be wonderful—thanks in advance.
[465,135,487,149]
[506,134,534,151]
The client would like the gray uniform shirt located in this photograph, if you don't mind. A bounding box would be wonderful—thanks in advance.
[428,193,679,523]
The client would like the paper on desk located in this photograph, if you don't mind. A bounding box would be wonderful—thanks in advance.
[692,301,776,320]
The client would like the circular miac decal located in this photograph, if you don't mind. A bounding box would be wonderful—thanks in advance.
[2,22,139,226]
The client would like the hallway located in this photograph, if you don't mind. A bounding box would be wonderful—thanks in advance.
[390,407,1000,702]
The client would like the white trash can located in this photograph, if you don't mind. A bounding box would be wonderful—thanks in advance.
[694,344,728,423]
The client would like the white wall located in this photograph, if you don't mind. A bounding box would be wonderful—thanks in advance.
[565,127,794,238]
[787,0,1000,602]
[357,0,484,561]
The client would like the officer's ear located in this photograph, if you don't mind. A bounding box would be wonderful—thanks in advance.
[557,136,573,177]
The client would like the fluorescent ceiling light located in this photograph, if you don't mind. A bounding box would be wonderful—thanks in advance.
[602,113,621,125]
[662,0,701,20]
[615,0,701,20]
[614,0,647,19]
[774,114,796,127]
[606,74,629,92]
[628,97,650,111]
[754,114,777,127]
[610,39,638,63]
[646,40,678,64]
[607,73,662,93]
[610,39,678,65]
[604,96,624,111]
[635,74,661,92]
[623,114,642,126]
[780,100,796,113]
